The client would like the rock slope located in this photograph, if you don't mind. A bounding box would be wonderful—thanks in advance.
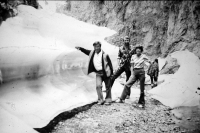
[58,1,200,59]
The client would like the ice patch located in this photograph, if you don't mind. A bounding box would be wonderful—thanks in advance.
[148,50,200,108]
[0,5,119,133]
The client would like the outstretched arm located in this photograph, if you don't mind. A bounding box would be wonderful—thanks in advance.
[143,54,151,64]
[75,47,91,56]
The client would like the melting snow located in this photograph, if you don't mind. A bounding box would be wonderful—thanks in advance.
[148,50,200,108]
[0,4,120,133]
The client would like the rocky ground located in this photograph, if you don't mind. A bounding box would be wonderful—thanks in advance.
[50,83,200,133]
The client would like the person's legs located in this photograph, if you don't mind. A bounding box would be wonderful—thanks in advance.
[154,76,158,86]
[150,76,153,84]
[96,74,104,104]
[150,76,154,87]
[104,76,112,104]
[138,70,145,105]
[112,66,125,79]
[125,68,131,98]
[125,67,131,82]
[110,66,125,87]
[120,72,138,101]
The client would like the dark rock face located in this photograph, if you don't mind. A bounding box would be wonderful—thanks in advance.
[58,1,200,58]
[160,56,180,75]
[0,0,39,25]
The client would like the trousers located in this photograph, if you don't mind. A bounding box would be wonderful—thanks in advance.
[120,68,145,104]
[111,64,131,95]
[96,71,112,103]
[150,76,158,84]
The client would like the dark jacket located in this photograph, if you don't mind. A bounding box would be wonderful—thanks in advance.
[147,62,159,77]
[118,45,132,59]
[118,45,135,67]
[79,47,113,77]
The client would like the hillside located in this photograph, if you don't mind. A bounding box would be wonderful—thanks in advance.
[59,1,200,59]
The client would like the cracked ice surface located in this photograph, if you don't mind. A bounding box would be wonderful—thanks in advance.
[0,5,123,133]
[148,50,200,108]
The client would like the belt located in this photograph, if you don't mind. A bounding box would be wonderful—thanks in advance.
[133,68,144,70]
[96,70,103,73]
[96,70,103,75]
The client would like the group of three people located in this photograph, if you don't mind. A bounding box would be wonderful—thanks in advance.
[75,36,159,108]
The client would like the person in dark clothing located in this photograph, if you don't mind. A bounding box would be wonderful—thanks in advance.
[110,36,136,99]
[0,2,11,22]
[75,41,113,105]
[24,0,39,9]
[116,46,151,108]
[147,58,159,88]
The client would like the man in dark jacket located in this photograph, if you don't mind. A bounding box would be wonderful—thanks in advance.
[110,36,135,99]
[75,41,113,105]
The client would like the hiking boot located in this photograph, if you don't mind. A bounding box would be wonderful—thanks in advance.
[126,95,130,99]
[151,84,154,88]
[132,103,144,108]
[154,83,157,87]
[104,102,111,105]
[138,104,145,108]
[115,98,124,103]
[97,100,104,105]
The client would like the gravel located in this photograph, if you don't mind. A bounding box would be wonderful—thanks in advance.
[50,84,199,133]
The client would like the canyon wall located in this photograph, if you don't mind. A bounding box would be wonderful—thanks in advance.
[58,1,200,59]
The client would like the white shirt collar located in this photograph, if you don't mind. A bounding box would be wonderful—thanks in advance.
[95,50,102,55]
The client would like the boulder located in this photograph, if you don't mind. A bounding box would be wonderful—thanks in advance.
[160,55,180,74]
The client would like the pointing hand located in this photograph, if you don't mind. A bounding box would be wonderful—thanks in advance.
[75,46,80,50]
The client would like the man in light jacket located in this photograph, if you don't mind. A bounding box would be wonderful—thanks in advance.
[75,41,113,105]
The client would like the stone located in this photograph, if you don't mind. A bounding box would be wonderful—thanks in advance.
[159,126,168,132]
[181,131,186,133]
[160,56,180,74]
[187,117,191,120]
[122,120,133,127]
[173,112,183,120]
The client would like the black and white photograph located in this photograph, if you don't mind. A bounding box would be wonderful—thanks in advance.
[0,0,200,133]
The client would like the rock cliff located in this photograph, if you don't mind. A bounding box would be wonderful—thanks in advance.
[57,1,200,59]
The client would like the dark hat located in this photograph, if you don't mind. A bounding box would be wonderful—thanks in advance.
[93,41,101,46]
[135,46,143,52]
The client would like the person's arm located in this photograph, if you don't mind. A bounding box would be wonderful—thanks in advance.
[117,48,123,65]
[143,54,151,64]
[130,46,136,56]
[75,46,91,56]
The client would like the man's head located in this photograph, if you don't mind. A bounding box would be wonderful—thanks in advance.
[93,41,101,54]
[135,46,143,56]
[123,36,130,46]
[154,59,158,64]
